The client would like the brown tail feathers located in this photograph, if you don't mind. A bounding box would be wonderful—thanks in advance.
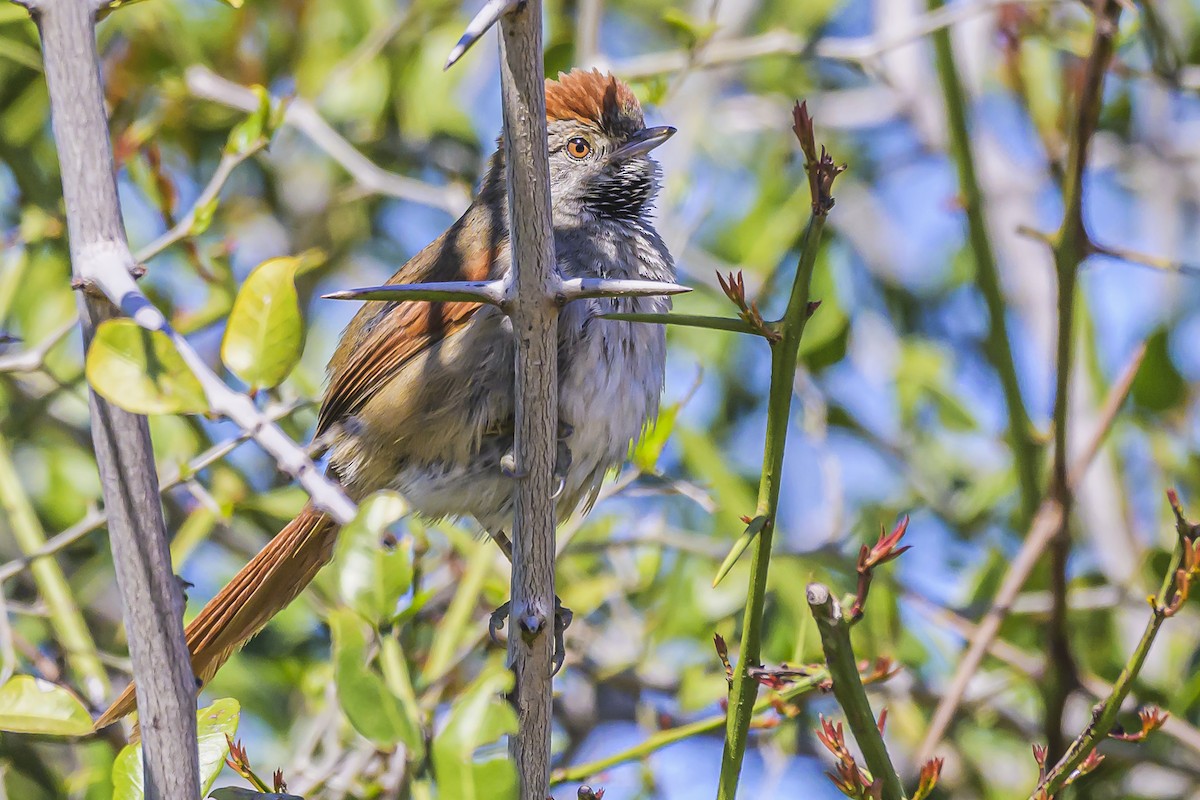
[95,505,338,729]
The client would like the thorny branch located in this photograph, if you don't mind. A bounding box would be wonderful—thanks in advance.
[1031,491,1196,799]
[716,101,840,800]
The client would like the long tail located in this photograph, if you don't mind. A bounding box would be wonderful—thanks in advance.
[95,505,338,729]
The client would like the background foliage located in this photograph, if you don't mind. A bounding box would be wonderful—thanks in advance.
[2,0,1200,797]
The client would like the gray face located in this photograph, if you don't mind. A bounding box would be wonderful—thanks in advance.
[546,120,670,224]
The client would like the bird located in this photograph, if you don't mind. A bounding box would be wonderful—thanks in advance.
[96,68,676,728]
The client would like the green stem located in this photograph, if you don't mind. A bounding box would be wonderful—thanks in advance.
[807,584,906,800]
[599,312,765,337]
[1033,514,1188,798]
[1043,0,1122,761]
[381,632,425,762]
[0,432,110,706]
[928,0,1040,522]
[553,669,828,784]
[716,214,825,799]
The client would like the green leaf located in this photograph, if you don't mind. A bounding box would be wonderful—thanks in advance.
[209,791,303,800]
[113,699,240,800]
[431,658,518,800]
[330,609,422,749]
[712,515,768,588]
[419,536,493,686]
[190,197,219,236]
[632,403,677,472]
[660,8,718,47]
[0,675,93,736]
[225,86,271,156]
[221,256,312,391]
[332,491,412,624]
[1131,329,1185,412]
[86,319,208,415]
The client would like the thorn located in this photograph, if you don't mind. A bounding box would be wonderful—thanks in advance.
[444,0,522,70]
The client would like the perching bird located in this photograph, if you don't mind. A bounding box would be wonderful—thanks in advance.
[97,69,676,727]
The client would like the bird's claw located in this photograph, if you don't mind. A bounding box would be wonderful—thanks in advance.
[487,596,573,675]
[489,600,510,643]
[551,435,572,500]
[551,596,573,675]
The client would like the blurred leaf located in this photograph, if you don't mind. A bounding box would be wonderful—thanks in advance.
[190,197,219,236]
[330,609,421,749]
[86,319,207,415]
[210,791,302,800]
[0,675,92,736]
[661,8,718,48]
[221,256,312,391]
[1132,329,1185,412]
[332,491,412,624]
[1018,38,1062,149]
[420,537,493,685]
[224,85,285,155]
[431,658,518,800]
[112,699,239,800]
[632,402,677,472]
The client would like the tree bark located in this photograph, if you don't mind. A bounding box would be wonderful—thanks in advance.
[497,2,559,798]
[20,0,201,796]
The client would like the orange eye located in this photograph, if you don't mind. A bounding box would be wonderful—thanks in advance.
[566,137,592,159]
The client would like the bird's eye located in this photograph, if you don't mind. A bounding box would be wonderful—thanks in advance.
[566,137,592,160]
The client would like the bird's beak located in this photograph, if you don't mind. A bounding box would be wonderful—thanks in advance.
[610,126,676,161]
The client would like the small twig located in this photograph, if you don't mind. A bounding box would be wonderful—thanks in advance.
[916,339,1147,761]
[77,240,356,523]
[599,312,764,337]
[850,516,911,621]
[1088,240,1200,278]
[550,667,830,784]
[1030,492,1195,798]
[0,400,305,584]
[611,0,1059,78]
[225,735,275,793]
[715,271,779,342]
[807,584,907,800]
[184,66,470,215]
[133,143,265,265]
[0,318,76,374]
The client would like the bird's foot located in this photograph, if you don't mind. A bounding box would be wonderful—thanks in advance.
[488,595,574,675]
[551,421,573,499]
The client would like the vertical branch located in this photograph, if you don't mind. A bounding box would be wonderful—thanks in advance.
[497,3,559,799]
[17,0,200,796]
[1044,0,1121,760]
[928,0,1039,522]
[717,104,841,800]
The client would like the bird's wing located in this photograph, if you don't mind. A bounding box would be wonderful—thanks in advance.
[316,208,504,438]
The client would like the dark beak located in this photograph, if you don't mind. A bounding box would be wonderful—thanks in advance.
[610,126,676,161]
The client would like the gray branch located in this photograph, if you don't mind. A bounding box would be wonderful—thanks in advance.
[77,244,358,525]
[184,66,471,215]
[19,0,201,796]
[496,2,559,797]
